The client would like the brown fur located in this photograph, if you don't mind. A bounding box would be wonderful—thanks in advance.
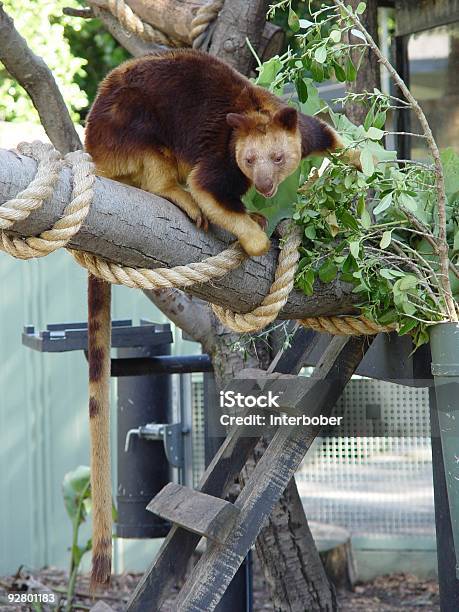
[85,49,342,257]
[87,275,112,589]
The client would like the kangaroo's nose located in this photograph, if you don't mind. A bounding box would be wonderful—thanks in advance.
[255,178,274,197]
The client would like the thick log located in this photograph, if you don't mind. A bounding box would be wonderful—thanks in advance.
[124,0,200,45]
[0,148,358,318]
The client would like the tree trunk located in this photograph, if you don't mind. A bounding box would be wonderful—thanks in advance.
[210,0,271,72]
[345,0,381,125]
[242,456,337,611]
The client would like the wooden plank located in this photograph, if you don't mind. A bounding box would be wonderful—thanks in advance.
[396,0,459,36]
[126,327,319,611]
[147,483,239,543]
[174,336,372,611]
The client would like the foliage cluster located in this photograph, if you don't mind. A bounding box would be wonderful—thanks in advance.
[0,0,128,123]
[245,0,459,345]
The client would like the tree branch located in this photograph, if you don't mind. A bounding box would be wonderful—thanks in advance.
[0,148,359,319]
[143,289,215,351]
[90,6,164,56]
[0,3,82,154]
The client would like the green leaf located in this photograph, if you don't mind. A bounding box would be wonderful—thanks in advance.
[256,57,283,87]
[380,268,395,280]
[350,27,366,41]
[318,259,338,283]
[373,110,387,129]
[314,45,327,64]
[299,82,321,114]
[364,105,375,131]
[349,240,360,259]
[366,127,385,140]
[330,30,341,43]
[62,466,91,521]
[310,61,325,82]
[299,268,315,295]
[299,18,314,29]
[399,318,419,335]
[399,274,419,290]
[399,192,418,212]
[401,301,417,315]
[333,61,346,83]
[304,225,316,240]
[356,2,366,15]
[380,230,392,249]
[296,78,308,103]
[360,148,375,176]
[378,309,399,325]
[441,148,459,199]
[373,192,392,215]
[361,208,371,229]
[345,57,357,81]
[288,8,300,32]
[340,209,360,231]
[454,229,459,252]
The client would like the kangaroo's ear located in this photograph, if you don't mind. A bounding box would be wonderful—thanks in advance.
[226,113,252,130]
[273,107,298,131]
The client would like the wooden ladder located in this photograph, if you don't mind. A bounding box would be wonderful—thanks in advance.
[127,327,371,611]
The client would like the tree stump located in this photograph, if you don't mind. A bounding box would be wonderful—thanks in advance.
[309,521,357,591]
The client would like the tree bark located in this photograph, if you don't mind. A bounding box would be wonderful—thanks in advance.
[88,0,200,45]
[248,473,337,611]
[87,0,283,61]
[91,6,163,56]
[210,0,271,72]
[0,148,358,319]
[345,0,381,125]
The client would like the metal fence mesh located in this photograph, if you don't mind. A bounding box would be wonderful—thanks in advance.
[191,378,435,537]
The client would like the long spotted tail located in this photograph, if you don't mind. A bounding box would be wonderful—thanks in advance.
[87,274,112,589]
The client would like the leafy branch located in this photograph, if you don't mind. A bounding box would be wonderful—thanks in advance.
[332,0,457,320]
[251,1,459,346]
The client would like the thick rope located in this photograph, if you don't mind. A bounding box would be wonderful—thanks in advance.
[70,244,245,290]
[191,0,224,48]
[299,315,396,336]
[0,141,391,336]
[93,0,178,46]
[90,0,223,48]
[0,143,94,259]
[212,227,302,333]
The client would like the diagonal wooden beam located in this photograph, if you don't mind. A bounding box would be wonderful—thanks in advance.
[126,327,319,611]
[174,335,371,610]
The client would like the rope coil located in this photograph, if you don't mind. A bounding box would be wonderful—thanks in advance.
[0,142,392,336]
[90,0,224,48]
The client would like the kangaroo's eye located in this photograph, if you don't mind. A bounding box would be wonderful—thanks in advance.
[273,153,284,164]
[246,157,255,166]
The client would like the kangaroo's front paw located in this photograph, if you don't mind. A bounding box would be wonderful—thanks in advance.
[239,230,271,257]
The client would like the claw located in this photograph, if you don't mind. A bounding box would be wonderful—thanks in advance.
[196,213,209,232]
[250,212,268,231]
